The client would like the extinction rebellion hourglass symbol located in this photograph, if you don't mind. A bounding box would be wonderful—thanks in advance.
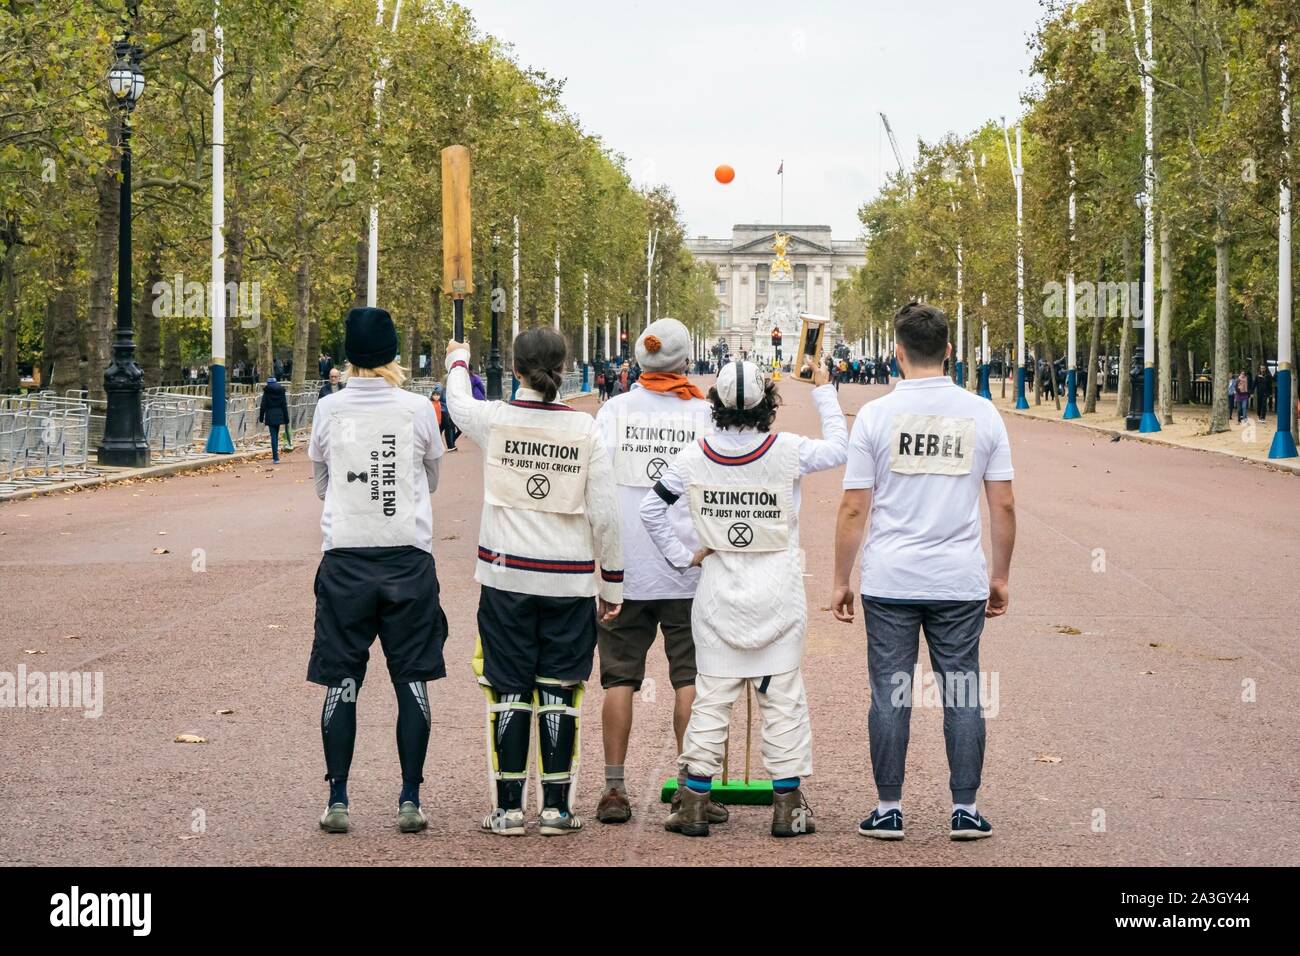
[727,522,753,548]
[526,474,551,500]
[645,458,668,481]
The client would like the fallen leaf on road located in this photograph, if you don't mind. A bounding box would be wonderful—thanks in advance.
[215,708,234,715]
[267,624,282,629]
[152,547,170,555]
[157,531,167,535]
[441,533,460,540]
[1035,754,1062,764]
[1149,642,1167,649]
[174,734,207,744]
[64,635,81,640]
[1055,625,1082,635]
[1139,670,1155,675]
[23,649,45,655]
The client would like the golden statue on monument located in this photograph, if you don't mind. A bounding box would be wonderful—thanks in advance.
[771,232,794,277]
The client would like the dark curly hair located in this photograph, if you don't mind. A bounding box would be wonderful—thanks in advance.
[707,379,782,432]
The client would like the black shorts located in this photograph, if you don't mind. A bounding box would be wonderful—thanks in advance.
[477,585,597,693]
[308,546,448,686]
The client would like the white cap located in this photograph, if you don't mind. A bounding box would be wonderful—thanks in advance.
[715,359,766,410]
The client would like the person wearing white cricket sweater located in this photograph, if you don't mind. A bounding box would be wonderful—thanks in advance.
[592,318,727,828]
[641,358,847,838]
[445,328,622,838]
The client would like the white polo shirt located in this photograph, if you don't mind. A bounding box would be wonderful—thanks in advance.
[843,376,1013,601]
[308,377,444,553]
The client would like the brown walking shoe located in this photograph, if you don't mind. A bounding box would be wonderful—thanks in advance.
[664,785,711,837]
[771,788,816,838]
[672,787,729,824]
[596,787,632,824]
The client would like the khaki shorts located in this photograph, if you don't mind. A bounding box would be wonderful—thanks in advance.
[597,598,696,691]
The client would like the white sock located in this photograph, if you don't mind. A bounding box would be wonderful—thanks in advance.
[876,800,901,815]
[953,802,977,816]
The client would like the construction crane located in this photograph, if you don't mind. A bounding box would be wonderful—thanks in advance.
[879,112,909,194]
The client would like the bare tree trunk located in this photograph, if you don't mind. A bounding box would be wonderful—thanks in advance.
[291,255,310,388]
[227,183,248,366]
[1116,235,1134,416]
[138,245,162,388]
[404,311,419,378]
[352,225,368,311]
[48,244,81,392]
[162,318,182,384]
[1,217,20,391]
[1157,223,1174,424]
[87,106,123,401]
[1084,259,1104,413]
[1210,208,1231,433]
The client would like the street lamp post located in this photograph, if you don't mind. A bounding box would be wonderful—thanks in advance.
[487,234,503,400]
[1003,119,1029,410]
[98,38,149,468]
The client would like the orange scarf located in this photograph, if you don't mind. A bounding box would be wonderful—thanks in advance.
[637,371,705,400]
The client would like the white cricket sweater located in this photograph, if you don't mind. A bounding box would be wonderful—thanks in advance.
[640,384,847,677]
[445,349,623,604]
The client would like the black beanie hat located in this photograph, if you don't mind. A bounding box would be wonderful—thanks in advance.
[345,307,398,368]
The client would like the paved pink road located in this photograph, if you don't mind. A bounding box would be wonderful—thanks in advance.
[1,379,1297,866]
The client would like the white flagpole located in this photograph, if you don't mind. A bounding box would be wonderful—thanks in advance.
[204,0,234,453]
[366,0,402,308]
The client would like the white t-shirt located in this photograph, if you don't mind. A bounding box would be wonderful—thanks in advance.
[596,384,713,600]
[308,376,444,552]
[843,376,1013,601]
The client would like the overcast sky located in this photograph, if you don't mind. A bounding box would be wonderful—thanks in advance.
[463,0,1043,241]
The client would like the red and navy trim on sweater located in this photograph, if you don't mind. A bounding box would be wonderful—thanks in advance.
[600,567,624,583]
[699,433,777,466]
[508,399,574,411]
[477,547,595,575]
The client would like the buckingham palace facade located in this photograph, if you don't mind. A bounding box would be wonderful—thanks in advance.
[685,224,866,359]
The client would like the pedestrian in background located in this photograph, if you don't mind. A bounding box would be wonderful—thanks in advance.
[1235,370,1250,424]
[1255,363,1271,423]
[258,376,289,463]
[319,367,342,400]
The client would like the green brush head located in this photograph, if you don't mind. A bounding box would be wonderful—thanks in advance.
[660,777,774,806]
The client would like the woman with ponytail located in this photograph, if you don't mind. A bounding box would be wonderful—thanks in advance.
[444,328,622,838]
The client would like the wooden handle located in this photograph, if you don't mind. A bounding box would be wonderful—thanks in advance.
[744,682,752,784]
[441,145,473,297]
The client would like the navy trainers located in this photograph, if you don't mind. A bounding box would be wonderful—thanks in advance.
[857,808,905,840]
[950,808,993,840]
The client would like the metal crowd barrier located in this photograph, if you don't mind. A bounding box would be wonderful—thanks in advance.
[143,397,202,462]
[0,394,98,491]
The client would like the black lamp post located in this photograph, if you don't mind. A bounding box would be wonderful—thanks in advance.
[487,233,504,399]
[98,37,149,468]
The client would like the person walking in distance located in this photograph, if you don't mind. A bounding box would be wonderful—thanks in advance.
[592,319,725,827]
[642,358,847,839]
[445,328,623,837]
[258,376,289,463]
[831,301,1016,842]
[306,306,449,835]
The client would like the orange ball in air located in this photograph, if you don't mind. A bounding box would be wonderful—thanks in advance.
[715,164,735,184]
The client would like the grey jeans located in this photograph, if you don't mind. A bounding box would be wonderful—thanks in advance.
[863,598,987,804]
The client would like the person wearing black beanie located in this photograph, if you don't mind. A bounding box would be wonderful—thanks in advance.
[305,305,448,836]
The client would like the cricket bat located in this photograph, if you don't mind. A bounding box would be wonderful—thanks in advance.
[441,145,473,340]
